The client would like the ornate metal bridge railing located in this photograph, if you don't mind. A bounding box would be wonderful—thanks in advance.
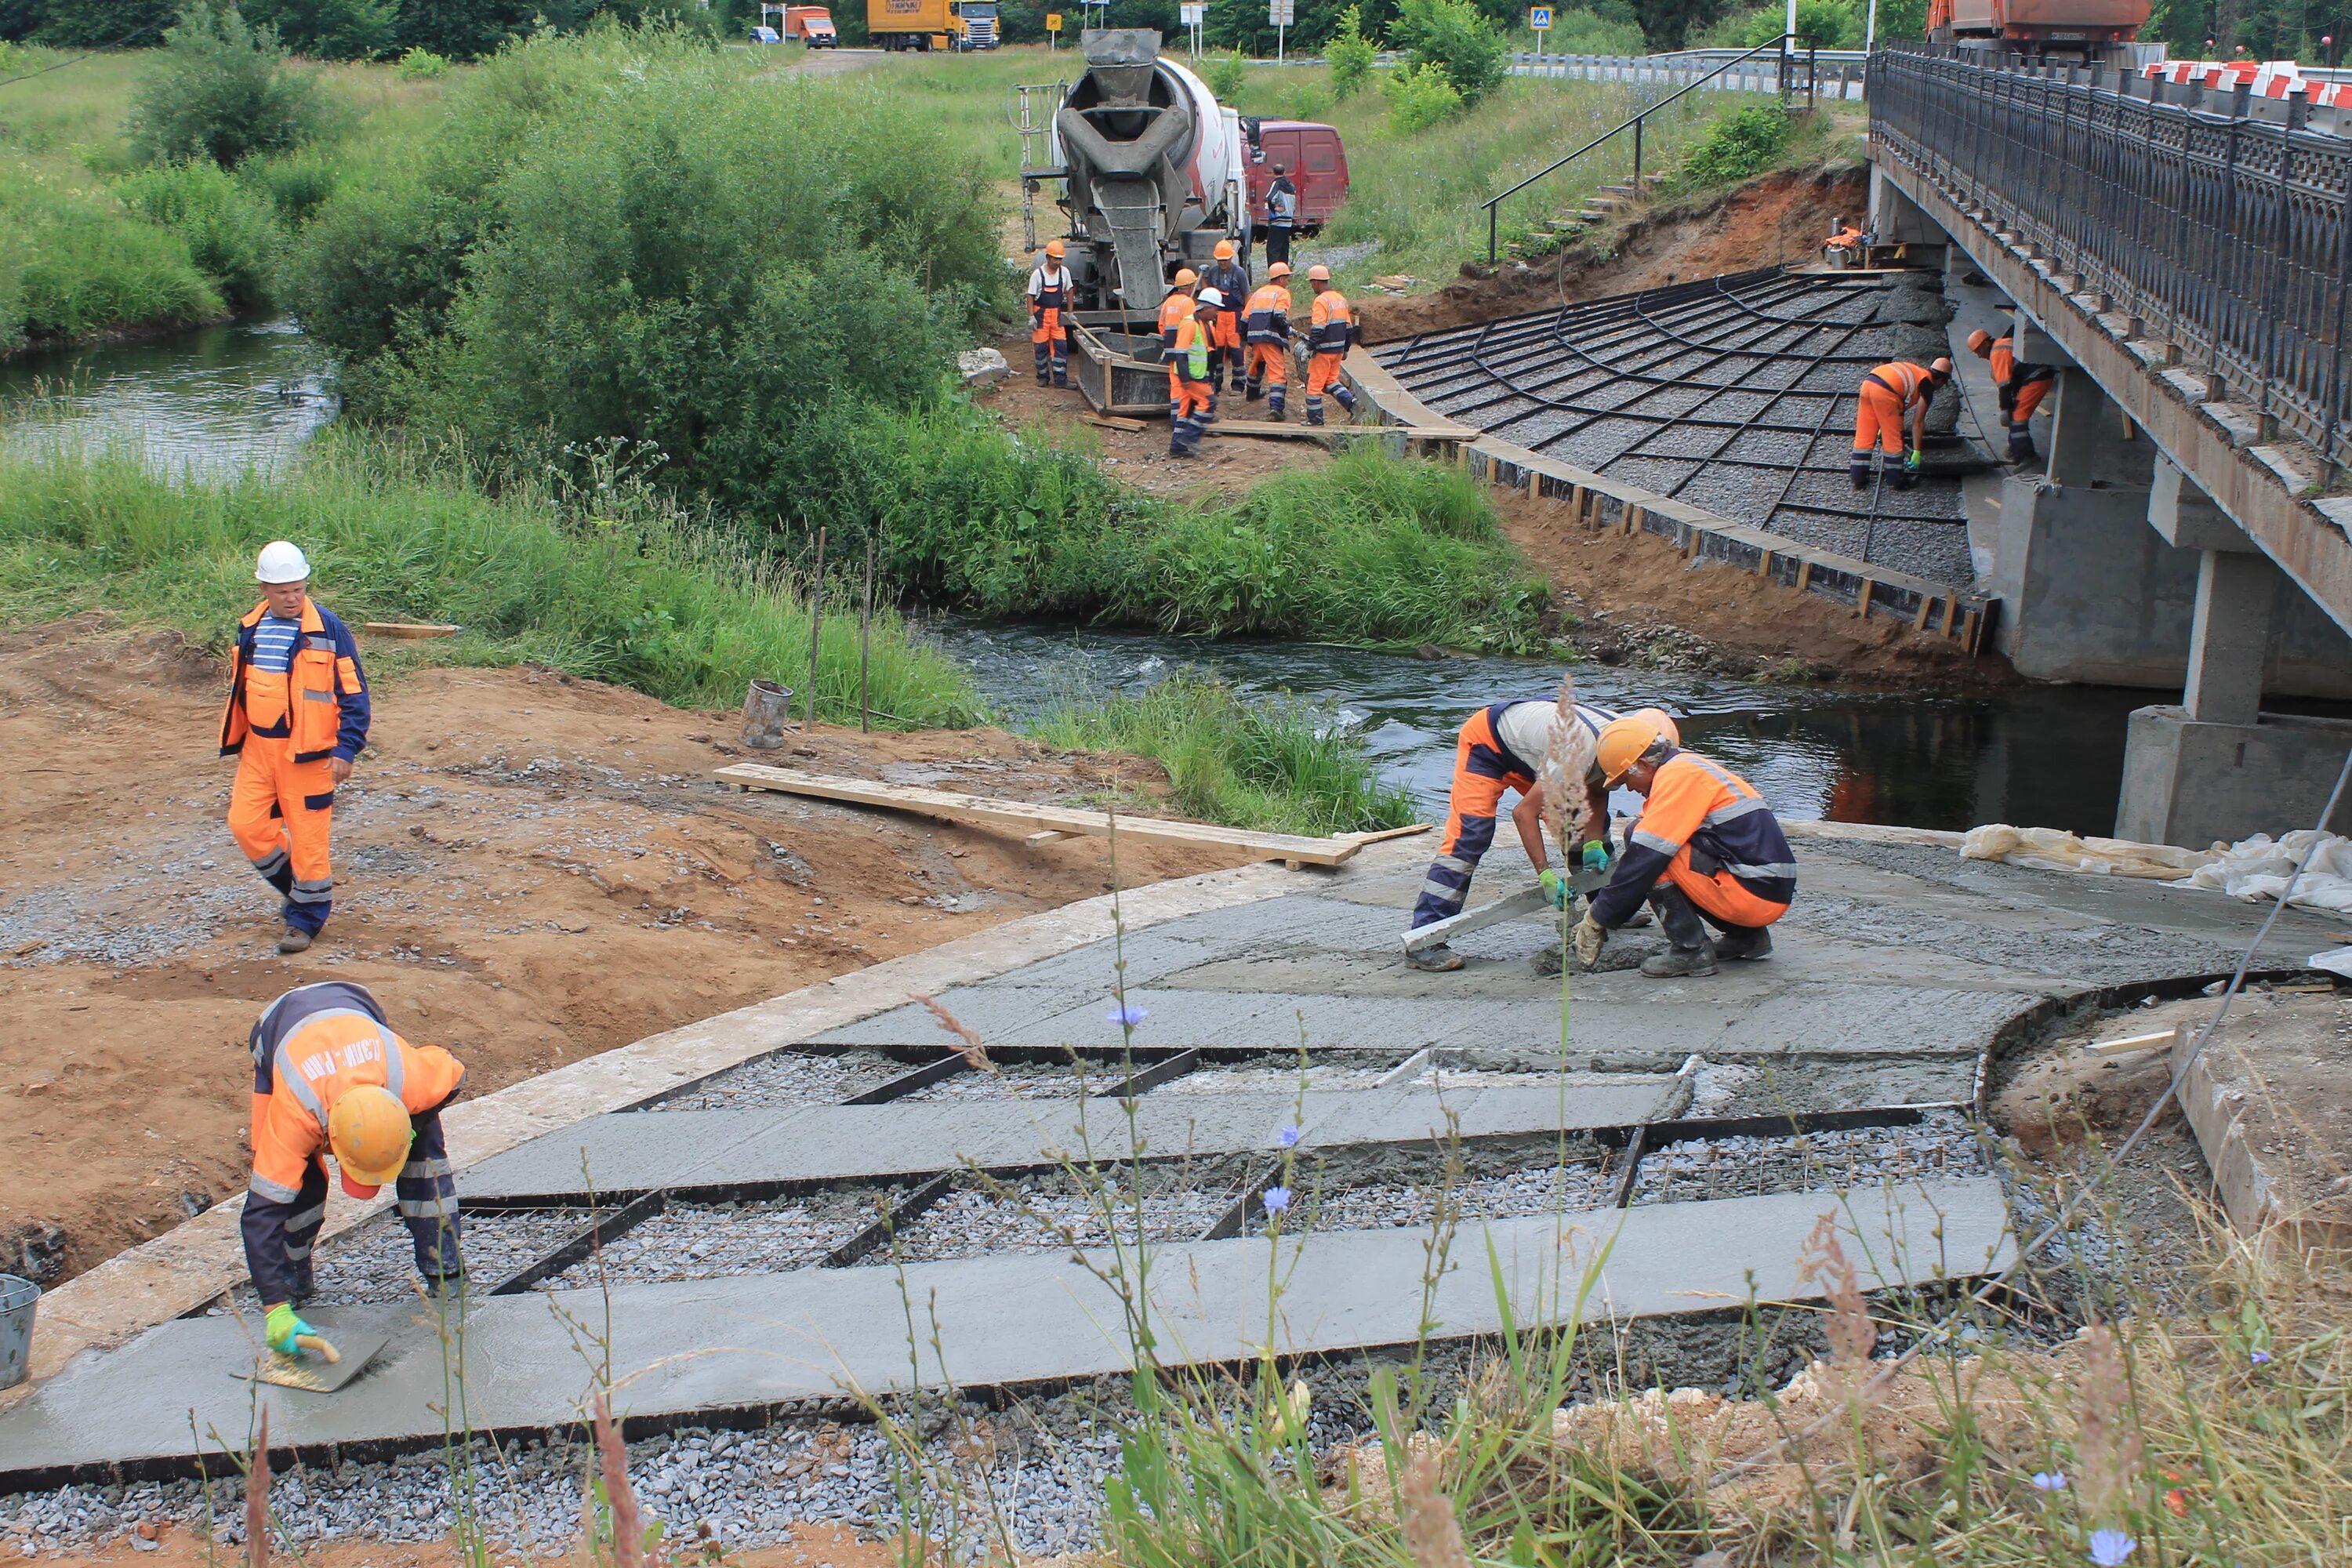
[1868,49,2352,477]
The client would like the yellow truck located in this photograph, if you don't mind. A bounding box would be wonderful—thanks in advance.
[868,0,999,49]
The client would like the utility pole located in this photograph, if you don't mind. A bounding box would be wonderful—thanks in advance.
[1865,0,1878,55]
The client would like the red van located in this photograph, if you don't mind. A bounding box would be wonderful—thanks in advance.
[1243,119,1348,235]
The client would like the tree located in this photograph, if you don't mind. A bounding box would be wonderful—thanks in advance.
[243,0,397,57]
[1634,0,1729,51]
[126,2,325,167]
[1391,0,1507,106]
[27,0,163,46]
[1327,3,1375,96]
[392,0,536,60]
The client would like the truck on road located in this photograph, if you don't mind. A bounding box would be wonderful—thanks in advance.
[781,5,838,45]
[868,0,1000,49]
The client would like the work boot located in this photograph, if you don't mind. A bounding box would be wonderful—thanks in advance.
[1640,945,1718,978]
[1305,408,1325,426]
[1642,884,1715,976]
[289,1262,315,1305]
[278,926,314,954]
[1245,380,1263,402]
[1405,942,1465,972]
[1712,926,1773,961]
[1848,465,1871,491]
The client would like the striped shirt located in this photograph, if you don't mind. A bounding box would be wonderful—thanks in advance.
[249,614,303,673]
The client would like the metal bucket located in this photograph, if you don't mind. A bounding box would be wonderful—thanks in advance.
[0,1274,37,1391]
[740,679,794,750]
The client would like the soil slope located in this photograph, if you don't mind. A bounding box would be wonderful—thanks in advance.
[0,620,1238,1288]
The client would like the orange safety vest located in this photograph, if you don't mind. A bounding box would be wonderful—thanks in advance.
[249,986,466,1203]
[1862,361,1936,409]
[1243,281,1292,345]
[1171,314,1215,384]
[1158,289,1196,350]
[218,598,365,764]
[1308,289,1355,354]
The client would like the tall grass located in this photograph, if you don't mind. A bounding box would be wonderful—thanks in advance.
[0,166,226,349]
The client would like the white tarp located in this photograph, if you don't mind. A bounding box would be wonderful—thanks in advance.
[1962,826,2352,918]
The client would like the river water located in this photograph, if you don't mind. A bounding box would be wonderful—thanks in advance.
[2,322,2169,836]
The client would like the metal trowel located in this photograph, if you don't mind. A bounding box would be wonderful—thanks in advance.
[235,1321,389,1395]
[1401,865,1608,956]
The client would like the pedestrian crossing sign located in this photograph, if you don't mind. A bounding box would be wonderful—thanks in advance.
[1530,6,1552,27]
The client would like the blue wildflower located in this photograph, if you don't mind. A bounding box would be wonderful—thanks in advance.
[2249,1348,2271,1365]
[1261,1185,1293,1214]
[1276,1125,1301,1149]
[2088,1530,2136,1567]
[1105,1001,1148,1028]
[2031,1471,2067,1491]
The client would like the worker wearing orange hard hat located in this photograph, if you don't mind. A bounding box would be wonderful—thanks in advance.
[222,541,370,956]
[1027,241,1074,389]
[1243,261,1295,420]
[1169,288,1224,459]
[1568,716,1794,979]
[1302,263,1359,427]
[242,982,467,1359]
[1404,697,1679,971]
[1966,326,2056,462]
[1200,238,1252,414]
[1849,357,1951,492]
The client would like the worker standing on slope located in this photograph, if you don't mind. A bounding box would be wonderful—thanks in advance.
[1404,699,1678,972]
[1243,261,1294,421]
[222,542,369,956]
[1302,264,1359,426]
[1966,327,2056,462]
[1570,716,1794,979]
[1265,163,1299,268]
[1169,288,1225,459]
[1159,267,1200,420]
[1027,240,1075,389]
[1849,357,1951,492]
[243,982,466,1359]
[1201,239,1252,413]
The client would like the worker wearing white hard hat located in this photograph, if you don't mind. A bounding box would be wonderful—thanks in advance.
[1168,289,1225,459]
[220,542,371,954]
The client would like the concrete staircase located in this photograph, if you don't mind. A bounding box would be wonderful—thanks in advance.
[1502,171,1668,259]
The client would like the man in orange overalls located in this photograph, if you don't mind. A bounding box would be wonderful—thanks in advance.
[1201,238,1252,415]
[222,542,370,955]
[242,981,466,1359]
[1966,327,2056,462]
[1570,715,1795,978]
[1243,260,1294,420]
[1823,218,1866,267]
[1302,264,1358,426]
[1849,357,1951,491]
[1169,288,1225,459]
[1027,239,1074,388]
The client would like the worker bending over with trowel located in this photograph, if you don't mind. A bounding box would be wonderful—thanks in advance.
[1243,261,1294,420]
[1405,696,1647,973]
[1302,265,1358,426]
[244,981,467,1359]
[1966,326,2056,462]
[1570,716,1795,979]
[1849,357,1951,492]
[222,542,369,955]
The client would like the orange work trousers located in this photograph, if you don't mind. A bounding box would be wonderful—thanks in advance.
[1852,381,1907,457]
[229,733,337,935]
[1665,851,1789,930]
[1306,352,1345,397]
[1246,341,1288,388]
[2008,373,2052,425]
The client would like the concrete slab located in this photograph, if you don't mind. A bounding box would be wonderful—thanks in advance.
[2169,991,2352,1247]
[461,1076,1690,1203]
[0,1178,2012,1486]
[806,985,1096,1047]
[1715,985,2041,1058]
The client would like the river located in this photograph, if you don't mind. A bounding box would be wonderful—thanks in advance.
[3,321,2172,837]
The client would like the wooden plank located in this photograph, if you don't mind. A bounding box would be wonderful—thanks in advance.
[1082,415,1148,432]
[1025,829,1069,845]
[1338,822,1432,846]
[713,764,1367,866]
[1402,885,1549,954]
[2085,1026,2179,1058]
[361,622,461,639]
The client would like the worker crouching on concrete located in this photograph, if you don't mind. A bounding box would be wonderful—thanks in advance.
[1404,697,1624,973]
[1303,264,1358,426]
[1823,219,1866,268]
[222,542,369,955]
[1243,261,1294,420]
[1169,288,1225,459]
[1570,717,1794,979]
[1028,240,1074,389]
[1849,357,1951,492]
[1202,239,1252,412]
[1967,327,2055,462]
[244,981,466,1359]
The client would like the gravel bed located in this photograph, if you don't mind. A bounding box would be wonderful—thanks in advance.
[1628,1114,1989,1206]
[209,1207,586,1313]
[880,1176,1235,1262]
[900,1062,1094,1102]
[1254,1160,1617,1236]
[1157,1057,1409,1096]
[539,1197,878,1287]
[645,1049,907,1110]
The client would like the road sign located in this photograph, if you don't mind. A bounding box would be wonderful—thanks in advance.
[1044,10,1061,27]
[1180,2,1203,20]
[1269,0,1294,23]
[1529,5,1552,27]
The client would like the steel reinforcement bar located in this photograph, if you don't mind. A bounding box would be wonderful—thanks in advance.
[1869,49,2352,473]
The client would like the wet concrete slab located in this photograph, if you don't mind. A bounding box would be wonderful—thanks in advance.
[461,1076,1690,1203]
[0,1178,2012,1486]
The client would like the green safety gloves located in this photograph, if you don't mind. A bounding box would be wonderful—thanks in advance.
[265,1302,319,1357]
[1904,448,1923,471]
[1580,839,1610,875]
[1571,913,1606,970]
[1537,868,1567,909]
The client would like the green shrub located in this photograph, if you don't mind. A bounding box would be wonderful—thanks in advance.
[0,168,223,339]
[1672,103,1793,191]
[241,0,397,59]
[395,44,448,77]
[234,143,341,223]
[1391,0,1507,107]
[1029,672,1418,837]
[114,158,283,310]
[1383,59,1464,132]
[1539,2,1646,53]
[1327,4,1375,98]
[1204,50,1247,100]
[126,1,326,168]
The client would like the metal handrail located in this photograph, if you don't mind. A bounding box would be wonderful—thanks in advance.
[1482,34,1796,263]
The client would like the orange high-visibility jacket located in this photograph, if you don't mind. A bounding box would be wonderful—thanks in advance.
[1588,750,1795,927]
[247,981,466,1207]
[1308,289,1356,354]
[218,597,370,764]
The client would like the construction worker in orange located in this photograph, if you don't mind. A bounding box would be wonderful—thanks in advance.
[1158,267,1199,420]
[1200,238,1252,414]
[1243,260,1294,420]
[1967,326,2056,462]
[1823,217,1866,267]
[1570,715,1795,979]
[1302,264,1359,426]
[243,981,466,1360]
[1849,357,1951,492]
[222,542,370,956]
[1169,287,1224,459]
[1027,240,1074,388]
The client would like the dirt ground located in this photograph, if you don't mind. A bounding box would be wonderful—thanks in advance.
[0,619,1242,1289]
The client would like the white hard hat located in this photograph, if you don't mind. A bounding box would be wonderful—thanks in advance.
[1196,287,1225,308]
[256,541,310,583]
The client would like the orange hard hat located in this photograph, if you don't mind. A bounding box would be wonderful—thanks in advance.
[1625,706,1682,747]
[1044,239,1065,259]
[1965,328,1992,355]
[1267,260,1291,279]
[1306,263,1330,282]
[328,1084,414,1187]
[1174,267,1198,287]
[1930,356,1954,377]
[1595,714,1668,786]
[1214,239,1236,260]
